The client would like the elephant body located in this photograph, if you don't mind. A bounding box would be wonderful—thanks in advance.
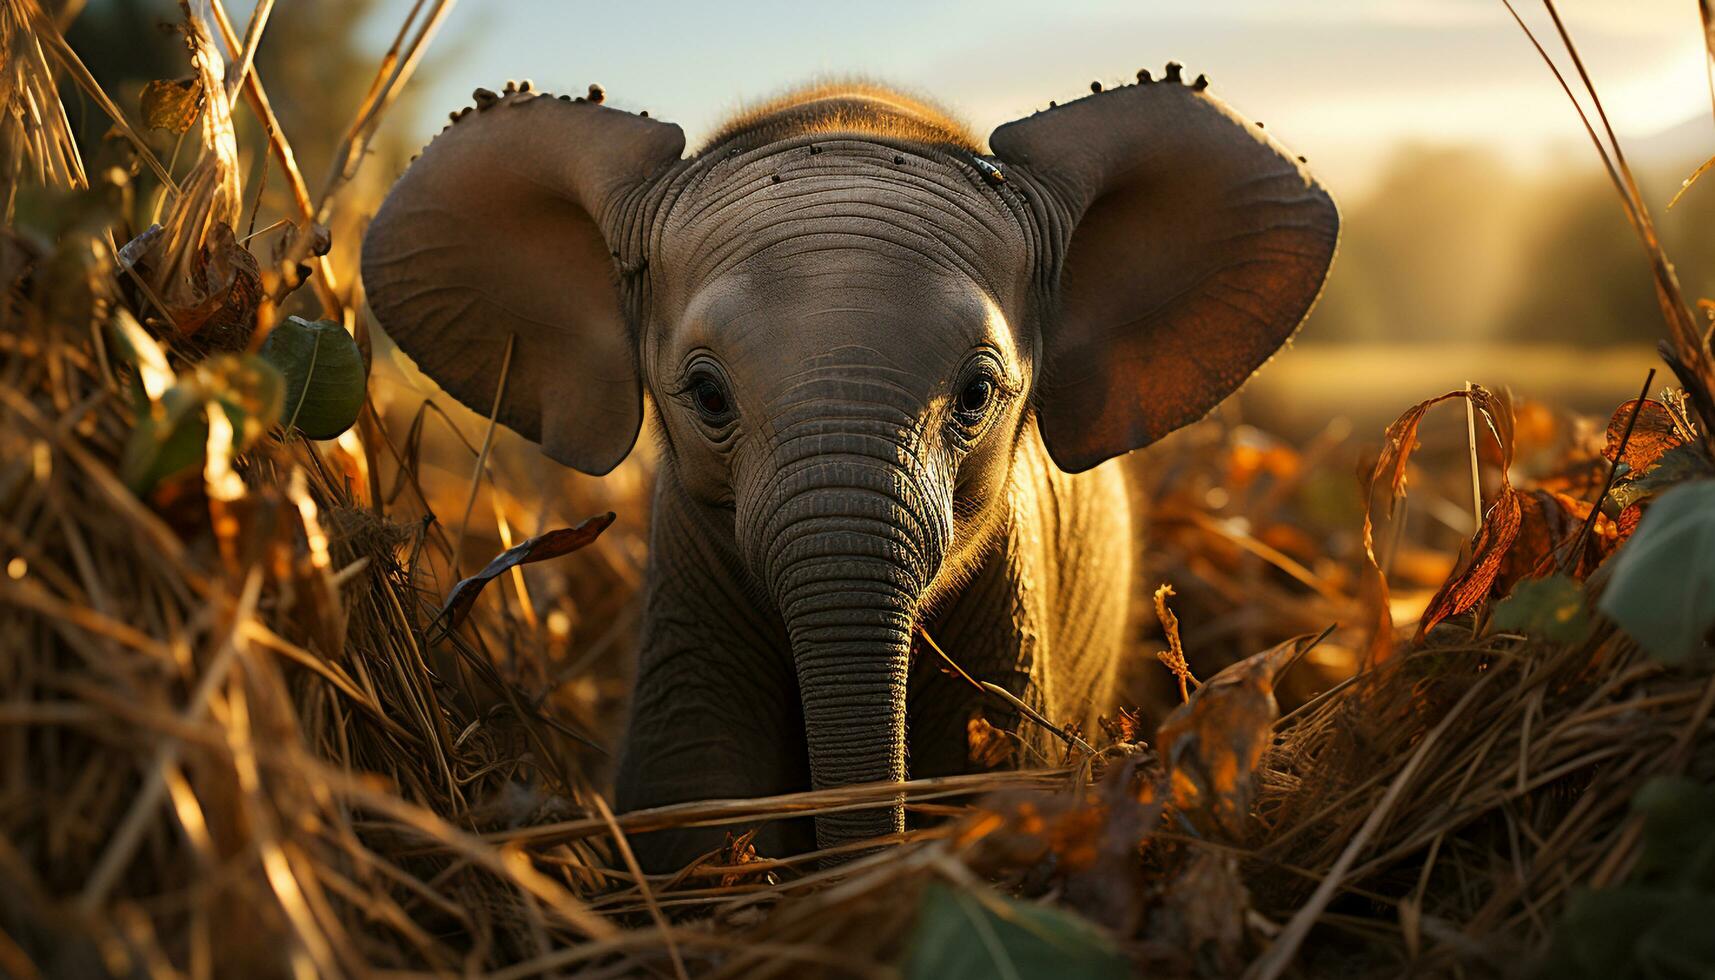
[620,417,1133,864]
[363,71,1337,870]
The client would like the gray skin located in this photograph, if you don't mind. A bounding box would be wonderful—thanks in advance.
[363,71,1338,869]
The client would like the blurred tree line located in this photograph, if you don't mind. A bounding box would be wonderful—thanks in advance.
[1308,142,1715,347]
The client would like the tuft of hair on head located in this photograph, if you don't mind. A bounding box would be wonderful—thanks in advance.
[698,80,981,157]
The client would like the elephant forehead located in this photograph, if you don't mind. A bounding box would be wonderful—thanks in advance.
[681,266,1016,362]
[657,140,1029,291]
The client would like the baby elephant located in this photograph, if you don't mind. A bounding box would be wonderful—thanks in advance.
[363,68,1337,868]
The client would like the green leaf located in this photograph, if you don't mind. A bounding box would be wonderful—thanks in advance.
[122,384,210,493]
[1597,480,1715,664]
[1538,778,1715,979]
[904,882,1129,980]
[1632,777,1715,890]
[260,316,367,440]
[1539,887,1715,980]
[121,354,283,494]
[1490,574,1590,644]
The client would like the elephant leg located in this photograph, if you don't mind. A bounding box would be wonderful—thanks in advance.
[908,534,1053,782]
[908,457,1134,784]
[615,619,814,871]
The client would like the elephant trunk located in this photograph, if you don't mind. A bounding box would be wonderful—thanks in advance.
[749,453,950,852]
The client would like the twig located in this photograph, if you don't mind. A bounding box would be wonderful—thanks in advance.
[208,0,341,314]
[482,768,1072,848]
[1464,382,1484,635]
[915,626,1094,753]
[1464,381,1483,532]
[591,795,688,980]
[218,0,274,106]
[1559,368,1654,574]
[1153,583,1198,702]
[449,333,515,578]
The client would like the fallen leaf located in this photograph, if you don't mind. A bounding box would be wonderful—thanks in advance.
[716,830,767,888]
[967,715,1017,770]
[433,513,616,635]
[1098,708,1142,745]
[1500,489,1595,589]
[1603,399,1684,472]
[1361,384,1513,662]
[1155,632,1313,839]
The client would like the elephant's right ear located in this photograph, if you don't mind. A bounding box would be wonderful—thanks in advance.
[362,90,684,475]
[990,70,1338,474]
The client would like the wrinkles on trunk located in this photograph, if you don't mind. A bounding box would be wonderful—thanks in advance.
[744,448,951,853]
[786,571,914,848]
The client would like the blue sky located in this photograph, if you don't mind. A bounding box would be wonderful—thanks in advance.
[358,0,1711,199]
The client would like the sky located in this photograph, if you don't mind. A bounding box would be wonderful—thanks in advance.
[360,0,1715,201]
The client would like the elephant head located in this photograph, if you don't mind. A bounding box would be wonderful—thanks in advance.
[362,71,1337,853]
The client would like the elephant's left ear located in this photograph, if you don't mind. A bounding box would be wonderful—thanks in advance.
[990,69,1339,473]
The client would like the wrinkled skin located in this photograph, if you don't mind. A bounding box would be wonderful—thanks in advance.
[363,73,1338,869]
[625,134,1132,860]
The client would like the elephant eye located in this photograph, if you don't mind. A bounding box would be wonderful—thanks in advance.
[955,374,996,423]
[691,375,733,423]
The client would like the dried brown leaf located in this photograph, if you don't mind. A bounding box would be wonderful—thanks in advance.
[1500,488,1597,589]
[434,512,615,634]
[1417,487,1522,640]
[139,75,202,134]
[1361,385,1513,662]
[966,715,1016,770]
[1604,399,1684,472]
[1155,633,1309,840]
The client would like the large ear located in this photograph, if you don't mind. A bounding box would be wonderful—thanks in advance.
[990,66,1339,473]
[362,87,684,475]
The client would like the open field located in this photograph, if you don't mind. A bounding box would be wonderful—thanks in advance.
[1243,342,1667,439]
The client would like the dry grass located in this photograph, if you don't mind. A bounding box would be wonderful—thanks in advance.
[1,1,1713,977]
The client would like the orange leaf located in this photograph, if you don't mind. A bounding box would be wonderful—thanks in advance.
[1155,633,1312,839]
[1604,399,1684,472]
[966,715,1017,769]
[1360,385,1513,663]
[1417,487,1522,640]
[1500,489,1596,590]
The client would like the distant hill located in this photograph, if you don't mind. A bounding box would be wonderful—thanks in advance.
[1630,112,1715,173]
